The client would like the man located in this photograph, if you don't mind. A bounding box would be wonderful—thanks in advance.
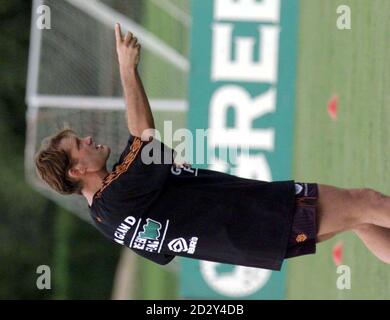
[35,23,390,270]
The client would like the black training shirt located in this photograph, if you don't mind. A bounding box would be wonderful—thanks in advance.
[88,136,296,270]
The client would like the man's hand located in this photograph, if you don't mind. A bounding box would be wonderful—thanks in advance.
[114,23,154,138]
[115,23,141,72]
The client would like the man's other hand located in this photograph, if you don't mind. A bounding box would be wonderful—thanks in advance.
[115,23,141,72]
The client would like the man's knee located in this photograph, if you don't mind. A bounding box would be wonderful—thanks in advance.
[349,187,382,202]
[349,188,385,222]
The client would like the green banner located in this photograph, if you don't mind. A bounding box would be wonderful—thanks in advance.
[182,0,299,299]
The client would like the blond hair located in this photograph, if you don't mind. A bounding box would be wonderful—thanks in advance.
[35,128,83,195]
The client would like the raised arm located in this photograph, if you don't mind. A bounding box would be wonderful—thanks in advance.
[115,23,155,139]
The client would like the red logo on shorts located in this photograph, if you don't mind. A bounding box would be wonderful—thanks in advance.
[296,233,308,243]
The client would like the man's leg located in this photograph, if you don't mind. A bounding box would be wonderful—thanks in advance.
[316,184,390,238]
[353,224,390,264]
[315,184,390,264]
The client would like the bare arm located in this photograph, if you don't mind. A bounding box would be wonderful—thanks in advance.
[115,23,155,138]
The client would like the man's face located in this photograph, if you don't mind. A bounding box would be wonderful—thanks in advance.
[59,133,111,176]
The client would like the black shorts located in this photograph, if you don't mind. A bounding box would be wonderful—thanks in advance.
[285,182,319,259]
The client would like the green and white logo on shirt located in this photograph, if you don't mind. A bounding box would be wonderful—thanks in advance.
[138,218,162,240]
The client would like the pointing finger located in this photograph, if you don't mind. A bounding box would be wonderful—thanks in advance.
[115,23,122,43]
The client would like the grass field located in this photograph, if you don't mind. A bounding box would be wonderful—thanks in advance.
[288,0,390,299]
[134,0,390,299]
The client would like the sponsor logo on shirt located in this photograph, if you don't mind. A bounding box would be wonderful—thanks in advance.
[138,218,161,240]
[113,216,137,245]
[131,218,169,254]
[114,216,170,254]
[171,165,198,176]
[168,237,198,254]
